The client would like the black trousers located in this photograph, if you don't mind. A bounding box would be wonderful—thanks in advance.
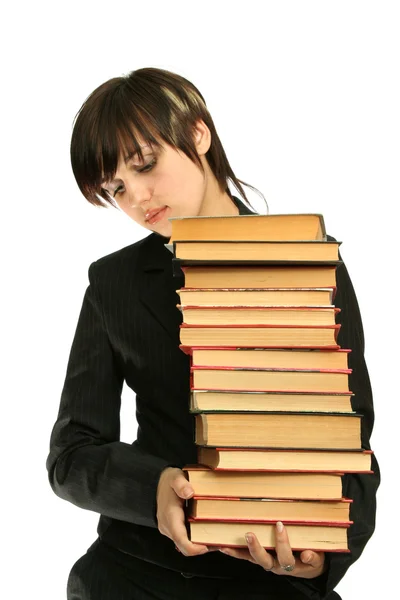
[67,538,341,600]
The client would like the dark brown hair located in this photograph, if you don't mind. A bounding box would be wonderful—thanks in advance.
[70,67,266,211]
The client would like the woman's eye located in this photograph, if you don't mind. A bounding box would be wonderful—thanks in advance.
[137,157,156,173]
[113,186,124,197]
[111,157,157,197]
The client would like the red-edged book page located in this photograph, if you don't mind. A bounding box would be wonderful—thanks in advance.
[182,344,341,352]
[177,286,338,302]
[188,516,353,526]
[196,467,371,474]
[180,323,341,329]
[183,465,346,476]
[192,495,354,503]
[181,346,352,356]
[187,517,351,528]
[191,366,352,374]
[190,543,349,553]
[191,389,354,396]
[179,305,341,312]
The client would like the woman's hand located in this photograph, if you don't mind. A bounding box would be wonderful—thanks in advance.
[220,521,326,579]
[156,467,213,556]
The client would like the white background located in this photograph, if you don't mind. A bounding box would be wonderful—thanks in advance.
[2,1,398,598]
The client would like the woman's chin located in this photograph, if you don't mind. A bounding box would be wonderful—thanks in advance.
[150,223,172,240]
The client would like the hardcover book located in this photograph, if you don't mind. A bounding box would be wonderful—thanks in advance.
[178,306,340,327]
[189,390,354,413]
[175,263,338,290]
[195,412,362,450]
[188,347,351,370]
[188,519,350,552]
[176,288,335,306]
[197,447,373,473]
[190,366,351,393]
[168,213,327,243]
[167,240,340,263]
[180,323,341,348]
[189,495,353,524]
[183,466,344,500]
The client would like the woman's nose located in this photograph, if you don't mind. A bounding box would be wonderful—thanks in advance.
[126,183,152,210]
[129,196,151,209]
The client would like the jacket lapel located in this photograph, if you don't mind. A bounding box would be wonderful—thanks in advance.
[138,195,256,341]
[138,231,183,342]
[235,195,257,216]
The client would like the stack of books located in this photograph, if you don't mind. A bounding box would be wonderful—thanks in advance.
[167,212,374,553]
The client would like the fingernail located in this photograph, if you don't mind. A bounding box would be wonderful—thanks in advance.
[183,487,193,498]
[303,552,312,563]
[276,521,284,533]
[245,533,253,544]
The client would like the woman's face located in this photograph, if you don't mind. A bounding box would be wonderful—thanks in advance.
[101,121,220,239]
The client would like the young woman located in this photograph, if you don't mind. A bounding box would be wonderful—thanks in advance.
[46,67,379,600]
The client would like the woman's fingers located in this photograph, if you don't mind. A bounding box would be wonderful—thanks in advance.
[299,550,326,577]
[156,467,209,556]
[220,533,276,570]
[244,533,277,570]
[164,500,209,556]
[173,516,209,556]
[170,471,195,501]
[221,524,326,579]
[300,550,324,568]
[274,521,296,573]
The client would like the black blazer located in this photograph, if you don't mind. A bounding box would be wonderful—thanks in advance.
[46,195,379,599]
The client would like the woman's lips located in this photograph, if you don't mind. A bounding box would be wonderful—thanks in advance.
[145,206,168,224]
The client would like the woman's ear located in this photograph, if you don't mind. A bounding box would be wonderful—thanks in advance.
[192,119,211,156]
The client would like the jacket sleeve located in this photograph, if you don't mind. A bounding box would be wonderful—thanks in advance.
[323,247,380,596]
[45,261,174,528]
[290,242,380,599]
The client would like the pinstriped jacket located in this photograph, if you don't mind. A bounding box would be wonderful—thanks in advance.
[46,195,379,599]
